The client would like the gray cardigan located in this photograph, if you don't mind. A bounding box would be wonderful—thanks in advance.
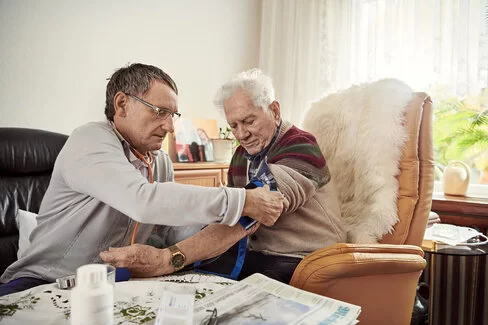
[1,121,245,282]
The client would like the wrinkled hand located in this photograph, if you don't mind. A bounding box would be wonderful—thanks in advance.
[242,185,285,227]
[244,222,260,235]
[99,244,170,278]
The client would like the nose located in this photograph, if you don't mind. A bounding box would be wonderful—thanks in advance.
[162,117,175,133]
[234,125,249,140]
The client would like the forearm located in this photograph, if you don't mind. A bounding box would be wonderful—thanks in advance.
[144,224,246,276]
[168,224,248,270]
[269,164,316,213]
[100,225,252,278]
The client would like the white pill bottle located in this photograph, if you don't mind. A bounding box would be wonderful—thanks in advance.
[71,264,114,325]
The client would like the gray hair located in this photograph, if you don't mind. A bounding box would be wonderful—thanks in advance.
[105,63,178,121]
[214,69,275,111]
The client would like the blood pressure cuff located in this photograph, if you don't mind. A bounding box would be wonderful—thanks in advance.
[194,179,269,280]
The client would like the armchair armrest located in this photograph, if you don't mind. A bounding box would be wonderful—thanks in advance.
[290,243,426,325]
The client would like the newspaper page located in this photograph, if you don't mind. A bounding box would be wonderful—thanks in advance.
[193,273,361,325]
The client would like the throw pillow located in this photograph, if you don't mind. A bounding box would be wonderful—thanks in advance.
[17,209,38,259]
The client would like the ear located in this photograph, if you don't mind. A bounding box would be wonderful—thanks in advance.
[114,91,128,118]
[269,100,281,124]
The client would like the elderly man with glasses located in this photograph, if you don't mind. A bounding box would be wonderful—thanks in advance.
[0,63,284,297]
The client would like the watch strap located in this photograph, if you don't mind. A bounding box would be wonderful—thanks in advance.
[168,245,185,271]
[168,245,179,254]
[56,274,76,289]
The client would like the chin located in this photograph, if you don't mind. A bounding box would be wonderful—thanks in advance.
[152,143,162,151]
[244,146,261,156]
[145,142,161,153]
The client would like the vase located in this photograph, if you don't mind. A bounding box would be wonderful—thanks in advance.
[211,139,234,162]
[443,160,470,196]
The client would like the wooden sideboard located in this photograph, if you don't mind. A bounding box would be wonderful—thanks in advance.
[173,162,229,187]
[431,192,488,234]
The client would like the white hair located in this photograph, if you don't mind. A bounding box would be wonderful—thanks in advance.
[214,69,275,111]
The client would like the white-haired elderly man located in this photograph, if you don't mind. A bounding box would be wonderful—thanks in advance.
[101,69,345,284]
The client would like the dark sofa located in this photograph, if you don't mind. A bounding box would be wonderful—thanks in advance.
[0,127,68,276]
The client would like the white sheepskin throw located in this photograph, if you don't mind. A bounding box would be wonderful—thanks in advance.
[301,79,413,244]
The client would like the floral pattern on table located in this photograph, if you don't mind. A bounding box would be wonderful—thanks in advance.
[115,302,156,324]
[0,272,235,325]
[0,293,40,320]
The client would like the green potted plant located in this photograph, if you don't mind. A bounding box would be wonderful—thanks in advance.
[434,90,488,183]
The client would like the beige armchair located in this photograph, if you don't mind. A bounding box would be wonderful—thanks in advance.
[290,89,434,325]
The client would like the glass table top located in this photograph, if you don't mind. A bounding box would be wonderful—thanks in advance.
[422,240,488,256]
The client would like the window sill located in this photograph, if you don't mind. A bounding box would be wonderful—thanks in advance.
[431,192,488,234]
[433,181,488,199]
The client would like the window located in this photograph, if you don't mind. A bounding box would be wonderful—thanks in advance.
[318,0,488,196]
[260,0,488,196]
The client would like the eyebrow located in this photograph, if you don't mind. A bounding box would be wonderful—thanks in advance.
[230,116,253,128]
[146,99,177,114]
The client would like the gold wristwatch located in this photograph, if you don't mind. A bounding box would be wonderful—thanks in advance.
[168,245,186,271]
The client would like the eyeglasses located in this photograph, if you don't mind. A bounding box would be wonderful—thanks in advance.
[203,308,218,325]
[127,94,181,121]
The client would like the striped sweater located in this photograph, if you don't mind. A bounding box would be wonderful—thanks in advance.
[229,122,330,189]
[228,120,346,258]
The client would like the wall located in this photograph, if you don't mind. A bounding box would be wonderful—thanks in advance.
[0,0,261,134]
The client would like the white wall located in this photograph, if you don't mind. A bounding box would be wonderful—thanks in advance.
[0,0,261,134]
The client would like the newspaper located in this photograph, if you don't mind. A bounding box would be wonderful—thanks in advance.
[193,273,361,325]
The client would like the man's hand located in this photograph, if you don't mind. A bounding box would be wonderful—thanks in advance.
[242,184,285,226]
[100,244,171,278]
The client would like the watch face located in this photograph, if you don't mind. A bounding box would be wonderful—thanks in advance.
[172,253,185,268]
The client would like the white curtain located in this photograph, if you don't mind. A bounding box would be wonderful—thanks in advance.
[259,0,487,125]
[259,0,324,125]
